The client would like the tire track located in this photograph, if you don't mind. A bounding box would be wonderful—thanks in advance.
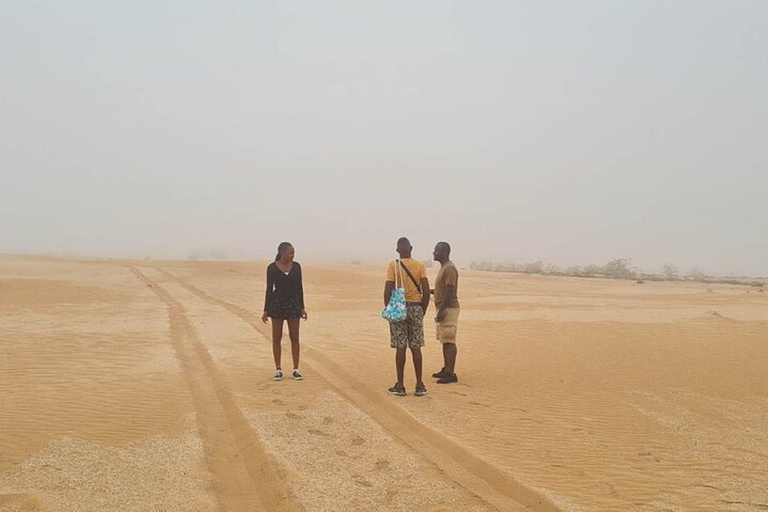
[151,265,561,512]
[128,266,297,512]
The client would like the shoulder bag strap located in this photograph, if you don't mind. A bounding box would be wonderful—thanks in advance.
[399,260,422,294]
[394,259,403,289]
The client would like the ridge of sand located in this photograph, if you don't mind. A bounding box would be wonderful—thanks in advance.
[129,266,296,511]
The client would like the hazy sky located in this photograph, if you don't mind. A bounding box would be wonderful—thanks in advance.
[2,1,767,275]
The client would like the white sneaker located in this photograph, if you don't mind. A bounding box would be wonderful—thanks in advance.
[273,369,283,381]
[292,369,304,380]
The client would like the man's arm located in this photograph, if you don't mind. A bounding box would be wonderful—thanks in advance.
[420,277,430,315]
[384,281,395,307]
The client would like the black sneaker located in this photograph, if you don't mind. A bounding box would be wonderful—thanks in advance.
[388,384,406,396]
[436,373,458,384]
[432,367,447,379]
[415,383,427,396]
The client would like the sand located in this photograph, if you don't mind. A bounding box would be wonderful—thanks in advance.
[1,255,767,511]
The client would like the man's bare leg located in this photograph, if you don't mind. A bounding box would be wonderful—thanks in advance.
[395,348,407,387]
[443,342,457,375]
[411,346,423,385]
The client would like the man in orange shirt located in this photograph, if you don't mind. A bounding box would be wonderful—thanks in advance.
[384,237,430,397]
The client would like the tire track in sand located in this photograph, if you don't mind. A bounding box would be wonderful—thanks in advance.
[128,266,297,512]
[151,265,561,512]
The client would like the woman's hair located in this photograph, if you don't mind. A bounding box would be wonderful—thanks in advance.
[275,241,293,261]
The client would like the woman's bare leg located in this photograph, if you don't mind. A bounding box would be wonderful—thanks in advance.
[271,318,284,369]
[287,318,301,370]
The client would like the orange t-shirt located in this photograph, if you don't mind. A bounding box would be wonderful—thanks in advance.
[386,258,427,303]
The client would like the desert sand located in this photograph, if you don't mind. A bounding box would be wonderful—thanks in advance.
[1,255,767,511]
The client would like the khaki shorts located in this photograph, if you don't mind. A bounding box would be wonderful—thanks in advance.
[435,308,460,343]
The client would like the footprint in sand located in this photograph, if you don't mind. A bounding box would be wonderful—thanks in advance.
[598,482,616,495]
[638,451,660,462]
[352,474,374,488]
[272,398,285,405]
[322,416,333,425]
[374,459,390,471]
[351,435,365,446]
[285,412,302,420]
[308,428,331,438]
[468,401,490,408]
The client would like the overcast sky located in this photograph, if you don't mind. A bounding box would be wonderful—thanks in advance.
[2,1,766,275]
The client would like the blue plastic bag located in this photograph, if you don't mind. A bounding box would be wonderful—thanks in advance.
[382,259,408,322]
[381,287,407,322]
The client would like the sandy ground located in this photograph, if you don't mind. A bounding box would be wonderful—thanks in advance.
[1,255,767,511]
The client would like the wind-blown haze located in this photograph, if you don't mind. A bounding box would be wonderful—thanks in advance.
[2,1,767,275]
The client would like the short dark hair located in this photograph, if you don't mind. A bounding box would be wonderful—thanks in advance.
[397,237,410,246]
[436,241,451,254]
[275,241,293,261]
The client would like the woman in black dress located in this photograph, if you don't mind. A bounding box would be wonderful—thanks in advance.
[261,242,308,380]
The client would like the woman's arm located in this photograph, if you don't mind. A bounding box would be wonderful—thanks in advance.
[297,263,307,319]
[262,264,274,322]
[296,263,305,309]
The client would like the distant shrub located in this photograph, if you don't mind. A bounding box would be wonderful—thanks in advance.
[468,258,756,286]
[662,263,679,280]
[604,258,636,279]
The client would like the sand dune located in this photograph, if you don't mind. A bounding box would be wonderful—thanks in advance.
[1,256,767,511]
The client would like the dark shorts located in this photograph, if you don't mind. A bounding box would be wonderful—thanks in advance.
[389,304,425,349]
[268,294,302,320]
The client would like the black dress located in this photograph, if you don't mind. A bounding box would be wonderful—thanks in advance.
[264,262,305,320]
